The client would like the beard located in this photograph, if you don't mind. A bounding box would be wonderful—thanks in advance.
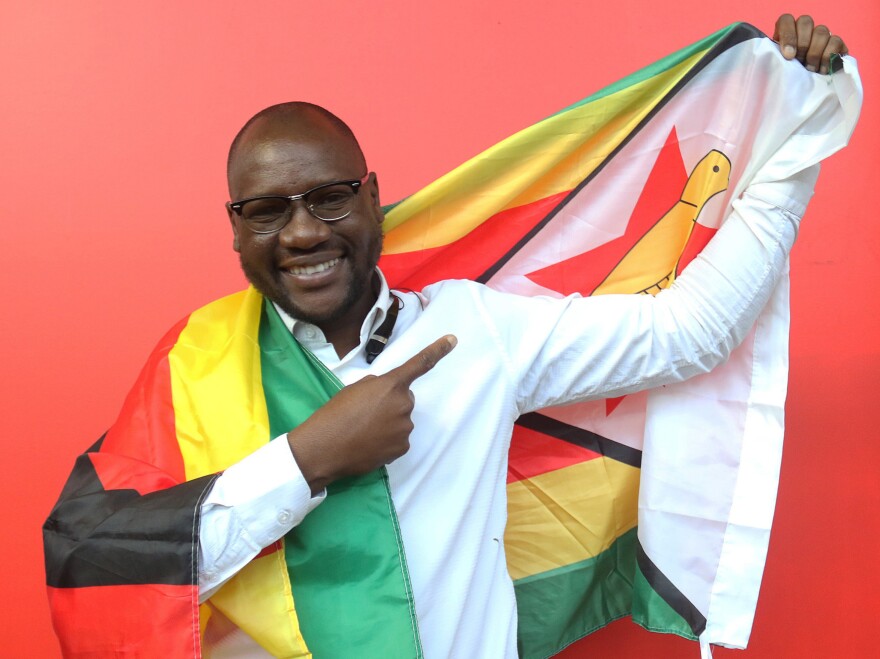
[239,230,384,329]
[245,260,376,327]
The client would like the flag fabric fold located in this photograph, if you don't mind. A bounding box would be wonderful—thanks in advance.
[45,23,861,657]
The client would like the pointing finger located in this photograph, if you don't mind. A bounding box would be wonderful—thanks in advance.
[390,335,457,385]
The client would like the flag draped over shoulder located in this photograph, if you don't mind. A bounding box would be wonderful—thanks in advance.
[43,22,861,659]
[379,22,861,656]
[44,290,425,658]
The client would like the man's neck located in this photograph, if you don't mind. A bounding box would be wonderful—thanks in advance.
[322,272,383,357]
[320,298,377,358]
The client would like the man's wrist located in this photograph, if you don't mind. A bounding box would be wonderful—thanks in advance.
[287,428,334,496]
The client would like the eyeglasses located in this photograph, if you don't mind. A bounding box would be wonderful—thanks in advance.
[227,173,370,234]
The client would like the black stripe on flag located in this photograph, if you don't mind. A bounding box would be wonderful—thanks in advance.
[637,538,708,636]
[43,437,218,588]
[515,412,642,468]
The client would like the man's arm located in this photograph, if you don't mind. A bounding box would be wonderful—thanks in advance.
[500,17,854,409]
[468,165,814,413]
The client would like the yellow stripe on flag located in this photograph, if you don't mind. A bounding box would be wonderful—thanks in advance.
[170,287,270,478]
[505,457,640,581]
[207,549,311,658]
[383,51,706,254]
[168,288,310,657]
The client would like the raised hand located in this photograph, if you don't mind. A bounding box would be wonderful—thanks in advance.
[774,14,848,74]
[288,335,458,494]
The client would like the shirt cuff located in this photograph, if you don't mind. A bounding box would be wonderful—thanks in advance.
[198,435,326,600]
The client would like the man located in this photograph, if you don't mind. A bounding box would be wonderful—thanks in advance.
[45,15,852,658]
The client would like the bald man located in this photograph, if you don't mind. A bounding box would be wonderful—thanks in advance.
[45,16,851,659]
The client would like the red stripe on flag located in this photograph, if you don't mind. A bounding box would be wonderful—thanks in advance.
[508,424,602,484]
[102,315,190,484]
[48,583,200,657]
[88,451,184,495]
[380,191,570,290]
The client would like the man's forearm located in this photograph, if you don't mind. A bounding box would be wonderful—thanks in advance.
[512,163,819,411]
[644,165,819,382]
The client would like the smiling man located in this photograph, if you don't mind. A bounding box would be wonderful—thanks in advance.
[44,15,856,659]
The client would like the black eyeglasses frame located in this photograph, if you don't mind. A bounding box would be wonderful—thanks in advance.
[227,173,370,233]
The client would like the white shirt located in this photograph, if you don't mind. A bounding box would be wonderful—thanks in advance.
[198,168,817,657]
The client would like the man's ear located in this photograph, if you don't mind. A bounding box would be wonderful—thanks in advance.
[368,173,384,226]
[226,203,241,252]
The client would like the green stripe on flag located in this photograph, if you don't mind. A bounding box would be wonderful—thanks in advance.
[259,301,423,658]
[513,528,638,659]
[632,560,699,640]
[544,23,740,121]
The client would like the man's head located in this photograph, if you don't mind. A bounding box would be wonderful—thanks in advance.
[226,102,384,336]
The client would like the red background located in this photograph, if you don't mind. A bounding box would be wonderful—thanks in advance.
[2,1,877,656]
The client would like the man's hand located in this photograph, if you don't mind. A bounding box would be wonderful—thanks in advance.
[774,14,848,74]
[288,335,458,494]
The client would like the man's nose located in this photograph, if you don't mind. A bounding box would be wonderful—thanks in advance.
[277,202,333,249]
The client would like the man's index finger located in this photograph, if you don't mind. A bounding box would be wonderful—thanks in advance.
[391,335,457,385]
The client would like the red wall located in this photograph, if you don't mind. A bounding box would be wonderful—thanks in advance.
[2,1,876,656]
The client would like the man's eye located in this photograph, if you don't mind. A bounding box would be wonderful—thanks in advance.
[312,190,352,210]
[244,199,288,220]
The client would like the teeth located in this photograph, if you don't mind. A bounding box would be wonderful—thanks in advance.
[288,257,340,276]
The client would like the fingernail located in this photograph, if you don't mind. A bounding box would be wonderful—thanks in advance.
[784,45,796,58]
[819,66,828,75]
[806,64,817,72]
[446,335,458,348]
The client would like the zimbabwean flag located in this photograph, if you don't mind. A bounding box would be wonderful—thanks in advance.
[44,23,860,658]
[379,21,859,656]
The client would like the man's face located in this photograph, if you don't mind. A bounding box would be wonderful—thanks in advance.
[227,123,384,331]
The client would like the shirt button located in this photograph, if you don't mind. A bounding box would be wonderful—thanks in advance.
[304,328,316,339]
[278,510,292,524]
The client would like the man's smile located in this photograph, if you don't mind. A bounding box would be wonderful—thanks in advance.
[282,256,342,277]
